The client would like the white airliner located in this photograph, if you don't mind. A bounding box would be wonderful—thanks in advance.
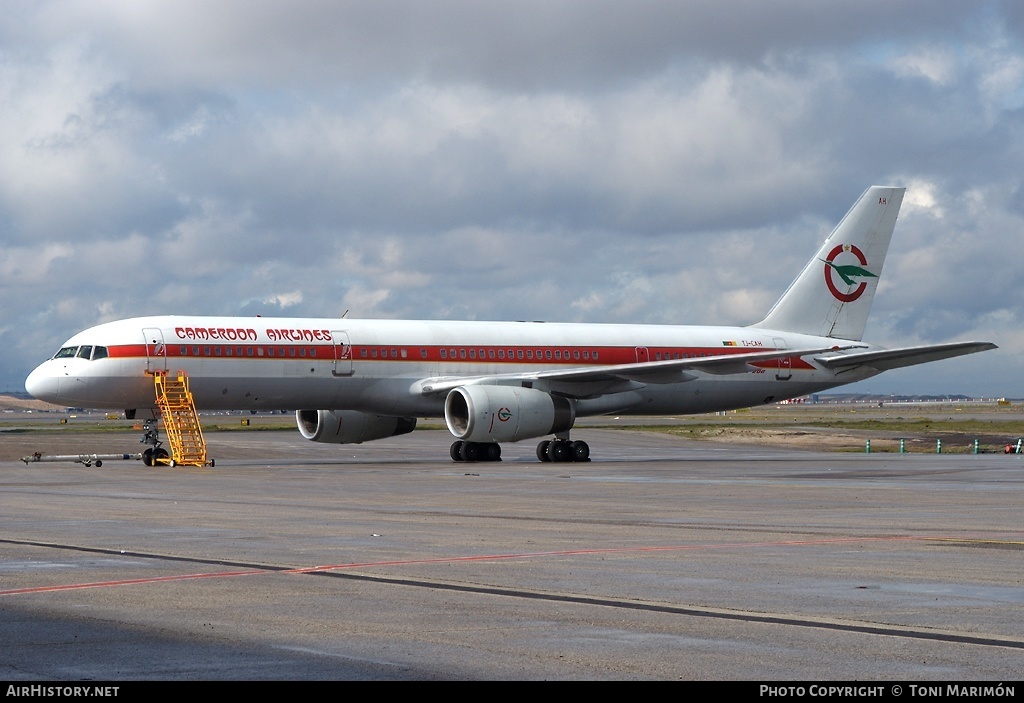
[25,186,995,463]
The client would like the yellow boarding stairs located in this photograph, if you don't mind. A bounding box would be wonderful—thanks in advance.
[152,370,211,467]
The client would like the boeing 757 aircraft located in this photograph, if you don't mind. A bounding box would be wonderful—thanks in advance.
[25,186,996,463]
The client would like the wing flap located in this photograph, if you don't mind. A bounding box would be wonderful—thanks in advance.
[814,341,997,372]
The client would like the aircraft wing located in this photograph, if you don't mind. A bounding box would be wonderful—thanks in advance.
[813,341,997,372]
[412,345,849,397]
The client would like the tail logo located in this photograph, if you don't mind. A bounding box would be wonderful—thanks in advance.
[822,244,877,302]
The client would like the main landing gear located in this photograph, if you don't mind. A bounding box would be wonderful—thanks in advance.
[448,438,591,463]
[450,440,502,462]
[536,438,590,463]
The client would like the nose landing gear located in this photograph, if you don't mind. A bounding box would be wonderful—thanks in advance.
[139,419,169,467]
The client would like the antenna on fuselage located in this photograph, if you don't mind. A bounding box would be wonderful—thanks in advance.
[341,310,349,318]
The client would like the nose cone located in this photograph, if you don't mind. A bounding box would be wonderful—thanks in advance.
[25,363,62,404]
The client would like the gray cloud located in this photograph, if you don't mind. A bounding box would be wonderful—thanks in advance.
[2,1,1021,397]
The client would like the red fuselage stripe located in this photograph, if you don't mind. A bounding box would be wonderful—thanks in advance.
[105,343,816,369]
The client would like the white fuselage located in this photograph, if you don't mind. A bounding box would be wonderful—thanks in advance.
[25,315,878,418]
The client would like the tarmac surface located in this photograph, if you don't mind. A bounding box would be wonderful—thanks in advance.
[1,425,1023,680]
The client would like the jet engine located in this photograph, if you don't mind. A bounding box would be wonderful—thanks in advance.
[444,385,575,443]
[295,409,417,444]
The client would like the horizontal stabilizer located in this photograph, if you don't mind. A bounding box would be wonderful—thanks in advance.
[814,341,997,372]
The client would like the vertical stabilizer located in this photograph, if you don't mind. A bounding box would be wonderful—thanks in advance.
[751,186,905,341]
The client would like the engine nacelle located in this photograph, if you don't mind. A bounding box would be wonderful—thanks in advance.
[295,410,417,444]
[444,385,575,443]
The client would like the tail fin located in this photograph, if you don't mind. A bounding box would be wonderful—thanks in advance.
[751,185,905,341]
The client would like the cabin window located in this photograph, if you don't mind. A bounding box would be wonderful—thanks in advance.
[180,346,188,356]
[517,350,524,359]
[54,346,78,359]
[459,349,467,359]
[267,347,274,357]
[469,349,477,359]
[545,350,552,360]
[225,347,233,356]
[440,349,447,359]
[488,349,495,359]
[214,347,222,356]
[554,350,561,360]
[259,347,266,357]
[526,350,533,359]
[77,346,93,359]
[498,350,505,360]
[360,348,367,358]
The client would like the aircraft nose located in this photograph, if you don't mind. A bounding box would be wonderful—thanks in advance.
[25,363,62,403]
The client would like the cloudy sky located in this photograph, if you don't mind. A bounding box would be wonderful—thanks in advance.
[3,1,1023,398]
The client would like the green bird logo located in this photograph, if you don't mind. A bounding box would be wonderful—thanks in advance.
[822,243,875,302]
[820,259,877,286]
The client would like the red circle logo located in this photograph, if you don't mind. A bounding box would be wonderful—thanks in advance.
[823,244,871,302]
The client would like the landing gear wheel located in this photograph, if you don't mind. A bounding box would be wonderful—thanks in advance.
[547,440,571,462]
[571,440,590,462]
[154,447,169,465]
[537,440,551,462]
[142,448,154,467]
[460,441,481,462]
[450,441,465,462]
[484,443,502,461]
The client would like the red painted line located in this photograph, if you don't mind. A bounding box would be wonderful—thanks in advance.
[0,535,996,597]
[0,569,264,596]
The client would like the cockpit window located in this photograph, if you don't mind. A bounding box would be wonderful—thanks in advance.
[52,345,108,360]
